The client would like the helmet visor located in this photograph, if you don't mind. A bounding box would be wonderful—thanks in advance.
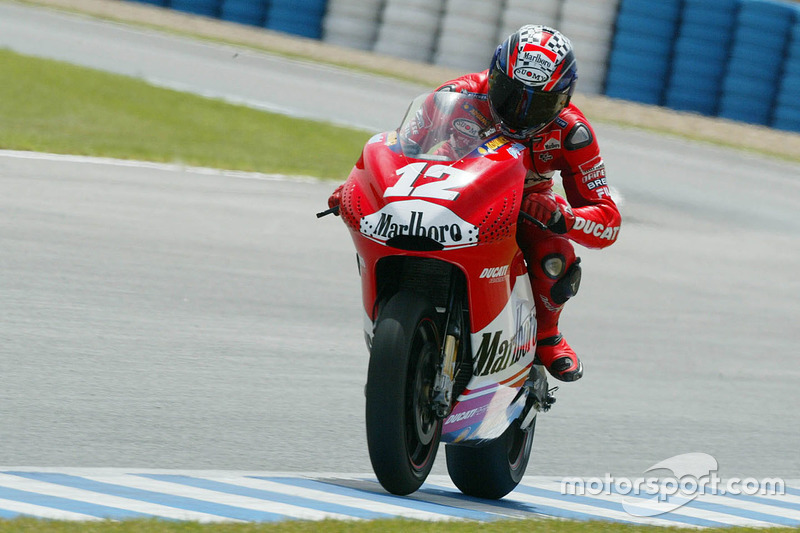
[488,70,570,135]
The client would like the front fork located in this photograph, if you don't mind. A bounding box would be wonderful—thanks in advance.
[432,273,465,419]
[432,333,459,418]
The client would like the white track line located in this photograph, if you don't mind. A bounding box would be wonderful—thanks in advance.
[77,474,357,521]
[195,475,462,521]
[0,149,320,182]
[0,497,102,521]
[0,473,240,523]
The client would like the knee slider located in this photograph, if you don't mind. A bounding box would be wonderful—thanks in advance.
[541,255,582,305]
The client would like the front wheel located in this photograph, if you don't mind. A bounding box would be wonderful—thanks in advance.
[445,418,535,499]
[365,291,442,495]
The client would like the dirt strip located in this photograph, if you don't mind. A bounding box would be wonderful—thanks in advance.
[13,0,800,162]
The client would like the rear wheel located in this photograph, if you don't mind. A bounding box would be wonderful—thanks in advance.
[445,418,535,499]
[366,291,442,495]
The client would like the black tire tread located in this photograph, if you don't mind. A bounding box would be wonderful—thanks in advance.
[445,419,534,499]
[365,291,441,495]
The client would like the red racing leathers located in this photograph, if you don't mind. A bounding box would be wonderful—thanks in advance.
[329,71,621,380]
[437,71,621,376]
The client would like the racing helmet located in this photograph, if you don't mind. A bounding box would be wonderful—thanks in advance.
[488,25,578,139]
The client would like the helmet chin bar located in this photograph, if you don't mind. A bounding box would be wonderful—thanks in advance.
[500,123,545,140]
[488,104,535,140]
[495,115,556,140]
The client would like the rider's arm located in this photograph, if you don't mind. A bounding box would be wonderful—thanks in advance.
[558,119,621,249]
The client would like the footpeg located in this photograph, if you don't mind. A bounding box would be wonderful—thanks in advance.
[519,366,556,431]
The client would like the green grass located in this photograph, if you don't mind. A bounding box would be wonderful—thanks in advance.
[1,518,799,533]
[0,48,371,179]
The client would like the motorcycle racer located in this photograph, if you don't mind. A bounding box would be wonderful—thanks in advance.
[329,25,621,382]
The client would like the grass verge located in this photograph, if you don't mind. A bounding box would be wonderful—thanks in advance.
[1,518,799,533]
[12,0,800,164]
[0,48,371,179]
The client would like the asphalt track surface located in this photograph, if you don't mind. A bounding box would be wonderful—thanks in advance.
[1,1,799,486]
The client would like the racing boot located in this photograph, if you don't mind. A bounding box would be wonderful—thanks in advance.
[535,326,583,382]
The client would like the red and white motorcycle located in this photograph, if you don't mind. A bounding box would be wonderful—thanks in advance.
[319,90,556,499]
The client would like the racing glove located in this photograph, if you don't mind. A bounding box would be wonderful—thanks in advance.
[521,191,575,234]
[327,184,344,215]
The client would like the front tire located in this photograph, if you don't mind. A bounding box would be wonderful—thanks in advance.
[445,418,535,499]
[366,291,442,495]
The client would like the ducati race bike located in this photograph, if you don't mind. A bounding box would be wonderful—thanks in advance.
[319,90,557,499]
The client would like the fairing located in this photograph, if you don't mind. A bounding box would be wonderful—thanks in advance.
[340,91,539,444]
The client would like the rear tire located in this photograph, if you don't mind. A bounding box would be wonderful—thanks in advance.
[366,291,442,495]
[445,419,535,499]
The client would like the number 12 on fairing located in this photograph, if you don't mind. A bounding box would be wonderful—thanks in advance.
[384,162,476,201]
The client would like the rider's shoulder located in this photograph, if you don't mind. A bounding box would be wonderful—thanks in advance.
[551,104,597,151]
[436,70,490,96]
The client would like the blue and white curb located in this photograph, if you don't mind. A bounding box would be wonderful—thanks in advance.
[0,469,798,527]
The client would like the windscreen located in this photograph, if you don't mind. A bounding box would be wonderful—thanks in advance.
[398,91,496,162]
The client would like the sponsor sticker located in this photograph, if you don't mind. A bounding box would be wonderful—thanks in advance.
[445,405,488,425]
[461,102,492,126]
[579,155,605,182]
[507,142,527,159]
[586,177,608,191]
[477,136,510,155]
[532,131,561,152]
[572,216,619,241]
[480,265,510,283]
[543,134,561,151]
[453,118,482,138]
[360,199,479,249]
[473,308,536,376]
[516,46,558,85]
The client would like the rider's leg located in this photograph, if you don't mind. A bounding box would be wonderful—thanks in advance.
[517,225,583,382]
